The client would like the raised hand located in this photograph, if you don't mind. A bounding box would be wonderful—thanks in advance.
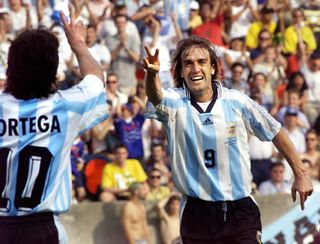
[59,4,104,82]
[59,5,86,52]
[142,46,160,74]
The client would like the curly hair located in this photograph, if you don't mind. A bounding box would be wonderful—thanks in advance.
[5,26,59,99]
[172,35,221,88]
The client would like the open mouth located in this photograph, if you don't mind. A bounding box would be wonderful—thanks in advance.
[190,76,204,82]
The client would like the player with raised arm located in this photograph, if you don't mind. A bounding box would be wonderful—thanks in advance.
[0,6,107,244]
[143,35,313,243]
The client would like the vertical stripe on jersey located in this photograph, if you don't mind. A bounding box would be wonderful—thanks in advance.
[169,117,188,196]
[199,113,224,200]
[221,99,245,199]
[46,102,70,213]
[0,100,19,215]
[14,100,39,215]
[184,104,199,197]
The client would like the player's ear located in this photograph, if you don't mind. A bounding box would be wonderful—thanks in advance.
[211,66,215,75]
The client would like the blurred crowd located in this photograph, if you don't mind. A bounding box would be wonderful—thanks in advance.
[0,0,320,237]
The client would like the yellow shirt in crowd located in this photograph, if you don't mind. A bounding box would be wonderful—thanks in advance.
[245,21,277,49]
[283,25,317,54]
[101,159,147,189]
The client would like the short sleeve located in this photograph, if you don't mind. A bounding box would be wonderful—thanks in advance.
[58,75,108,135]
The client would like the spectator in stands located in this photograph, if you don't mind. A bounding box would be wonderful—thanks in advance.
[35,0,53,27]
[71,25,111,84]
[301,0,320,53]
[249,132,274,187]
[145,143,171,185]
[300,129,320,180]
[105,72,128,116]
[85,24,111,74]
[250,72,274,112]
[127,0,154,34]
[229,0,259,40]
[301,51,320,125]
[223,37,252,81]
[98,3,140,41]
[192,0,225,46]
[281,107,307,182]
[258,162,291,195]
[90,99,115,157]
[302,158,320,192]
[285,29,313,77]
[250,29,273,64]
[128,95,146,117]
[135,82,148,104]
[163,0,190,35]
[283,107,307,154]
[72,0,100,26]
[105,14,141,95]
[245,6,277,50]
[121,181,151,244]
[0,10,12,78]
[50,23,73,87]
[114,102,145,161]
[252,44,287,91]
[8,0,38,35]
[283,8,317,55]
[282,71,308,109]
[156,194,181,244]
[84,0,114,20]
[249,91,275,187]
[71,137,87,203]
[141,12,182,89]
[276,90,310,132]
[146,168,171,201]
[223,62,250,95]
[188,0,202,33]
[100,144,147,202]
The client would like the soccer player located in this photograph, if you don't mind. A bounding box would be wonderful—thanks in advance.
[143,35,313,243]
[0,7,107,244]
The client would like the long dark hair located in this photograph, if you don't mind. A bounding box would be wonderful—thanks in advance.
[5,26,59,99]
[172,35,221,88]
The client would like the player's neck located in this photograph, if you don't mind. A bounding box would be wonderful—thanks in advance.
[192,89,213,103]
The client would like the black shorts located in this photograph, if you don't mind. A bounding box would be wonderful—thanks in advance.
[0,212,59,244]
[181,196,262,244]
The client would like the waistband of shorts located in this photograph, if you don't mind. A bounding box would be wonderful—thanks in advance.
[187,196,252,208]
[0,212,54,225]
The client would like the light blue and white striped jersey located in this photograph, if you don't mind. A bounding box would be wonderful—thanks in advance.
[0,75,108,216]
[146,82,281,201]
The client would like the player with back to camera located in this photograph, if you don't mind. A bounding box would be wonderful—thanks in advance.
[143,35,313,243]
[0,6,108,244]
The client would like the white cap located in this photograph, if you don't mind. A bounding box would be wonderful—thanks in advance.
[189,1,199,10]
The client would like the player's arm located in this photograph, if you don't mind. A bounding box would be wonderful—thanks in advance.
[272,128,313,210]
[142,46,163,106]
[59,6,104,83]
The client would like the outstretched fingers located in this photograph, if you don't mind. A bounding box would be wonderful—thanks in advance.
[144,45,159,59]
[144,45,152,57]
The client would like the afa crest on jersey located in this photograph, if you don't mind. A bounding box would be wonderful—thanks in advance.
[226,123,237,145]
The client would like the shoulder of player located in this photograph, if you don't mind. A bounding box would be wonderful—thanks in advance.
[220,86,248,103]
[163,87,185,98]
[56,75,104,98]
